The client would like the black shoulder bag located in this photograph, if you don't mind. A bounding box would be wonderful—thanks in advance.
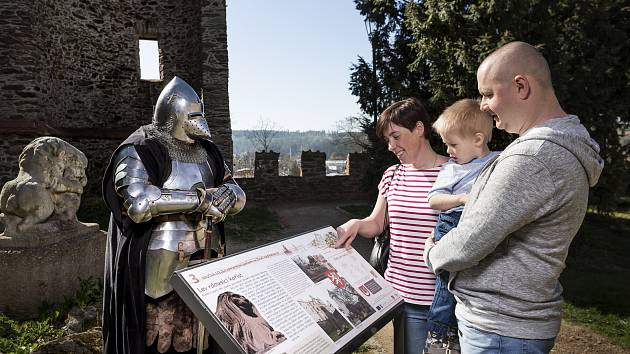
[369,164,401,276]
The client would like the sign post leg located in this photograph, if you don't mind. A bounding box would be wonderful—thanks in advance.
[197,322,205,354]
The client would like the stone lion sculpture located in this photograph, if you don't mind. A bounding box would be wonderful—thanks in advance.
[0,136,88,236]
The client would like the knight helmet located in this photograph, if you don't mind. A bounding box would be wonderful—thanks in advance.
[152,76,211,143]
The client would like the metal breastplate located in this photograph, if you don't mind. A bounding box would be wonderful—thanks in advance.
[146,159,214,299]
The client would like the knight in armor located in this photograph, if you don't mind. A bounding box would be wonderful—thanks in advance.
[102,76,246,354]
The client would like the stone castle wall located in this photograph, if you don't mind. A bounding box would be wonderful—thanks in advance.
[237,151,371,202]
[0,0,231,199]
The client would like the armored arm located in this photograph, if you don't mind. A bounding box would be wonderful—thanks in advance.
[113,146,206,223]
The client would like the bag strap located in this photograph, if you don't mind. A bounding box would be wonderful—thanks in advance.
[383,164,401,229]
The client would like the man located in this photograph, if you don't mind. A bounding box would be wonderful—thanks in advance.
[423,41,604,353]
[102,76,246,354]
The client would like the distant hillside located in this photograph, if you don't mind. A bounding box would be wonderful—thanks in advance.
[232,130,364,159]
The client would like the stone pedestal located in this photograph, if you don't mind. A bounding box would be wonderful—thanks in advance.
[0,222,106,319]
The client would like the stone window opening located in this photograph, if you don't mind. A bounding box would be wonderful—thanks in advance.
[139,39,161,81]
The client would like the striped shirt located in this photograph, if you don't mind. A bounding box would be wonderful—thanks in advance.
[378,164,440,305]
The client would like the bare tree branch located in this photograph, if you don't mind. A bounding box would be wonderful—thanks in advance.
[247,117,279,152]
[336,116,369,151]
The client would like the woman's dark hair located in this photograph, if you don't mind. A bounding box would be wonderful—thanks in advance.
[376,97,432,139]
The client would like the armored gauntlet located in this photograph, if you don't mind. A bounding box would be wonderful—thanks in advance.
[197,181,246,222]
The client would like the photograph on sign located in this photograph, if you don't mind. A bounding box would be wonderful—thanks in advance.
[171,226,403,354]
[215,291,287,353]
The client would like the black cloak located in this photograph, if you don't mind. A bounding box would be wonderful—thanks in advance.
[101,126,226,354]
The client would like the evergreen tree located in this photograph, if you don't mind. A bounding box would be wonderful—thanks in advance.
[349,0,436,197]
[350,0,629,209]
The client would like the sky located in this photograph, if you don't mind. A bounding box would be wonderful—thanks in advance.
[226,1,372,132]
[139,39,160,80]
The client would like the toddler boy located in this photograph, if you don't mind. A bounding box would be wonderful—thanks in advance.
[424,99,499,354]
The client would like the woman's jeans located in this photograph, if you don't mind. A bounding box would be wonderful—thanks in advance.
[426,210,462,338]
[393,303,430,354]
[458,319,556,354]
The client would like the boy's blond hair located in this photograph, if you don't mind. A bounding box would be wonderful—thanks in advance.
[433,99,493,143]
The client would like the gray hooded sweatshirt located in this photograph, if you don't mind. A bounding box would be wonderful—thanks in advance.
[426,115,604,339]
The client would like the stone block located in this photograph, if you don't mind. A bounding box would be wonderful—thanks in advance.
[0,223,106,319]
[300,150,326,177]
[254,151,280,178]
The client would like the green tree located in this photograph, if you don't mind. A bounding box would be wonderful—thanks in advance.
[349,0,434,196]
[351,0,629,209]
[350,0,430,120]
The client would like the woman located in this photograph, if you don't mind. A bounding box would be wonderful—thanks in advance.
[336,97,448,354]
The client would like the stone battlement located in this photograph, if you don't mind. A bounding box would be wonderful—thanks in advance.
[236,151,370,202]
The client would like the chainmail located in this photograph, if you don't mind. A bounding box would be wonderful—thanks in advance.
[144,124,209,163]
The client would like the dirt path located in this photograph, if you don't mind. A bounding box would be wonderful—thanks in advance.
[234,201,628,354]
[367,321,629,354]
[230,201,374,257]
[552,321,628,354]
[270,201,373,255]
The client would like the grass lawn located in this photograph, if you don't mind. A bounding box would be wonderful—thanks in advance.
[560,210,630,348]
[223,204,283,242]
[0,277,102,354]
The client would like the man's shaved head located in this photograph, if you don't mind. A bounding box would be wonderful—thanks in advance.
[478,41,552,89]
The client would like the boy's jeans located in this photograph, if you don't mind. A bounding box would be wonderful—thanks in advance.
[458,318,556,354]
[426,210,462,338]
